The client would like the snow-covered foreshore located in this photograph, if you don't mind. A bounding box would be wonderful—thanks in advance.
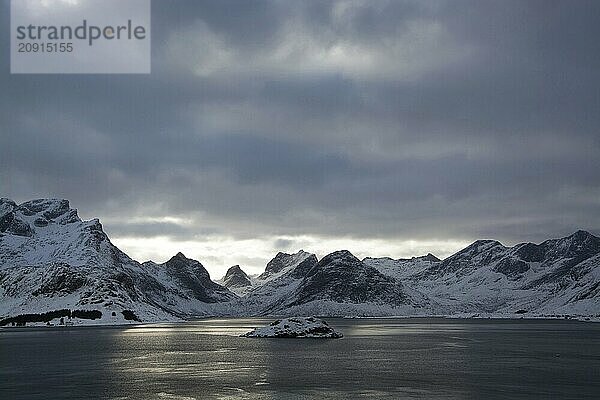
[340,313,600,323]
[3,313,599,331]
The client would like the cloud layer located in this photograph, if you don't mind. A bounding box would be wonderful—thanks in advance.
[2,0,599,276]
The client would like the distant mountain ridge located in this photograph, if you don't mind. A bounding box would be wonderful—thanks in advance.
[1,198,599,324]
[365,230,600,316]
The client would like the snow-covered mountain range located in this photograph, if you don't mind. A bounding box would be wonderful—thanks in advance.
[1,198,599,325]
[0,198,234,324]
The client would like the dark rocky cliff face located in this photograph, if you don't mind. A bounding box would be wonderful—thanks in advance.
[223,265,252,289]
[158,252,234,303]
[258,252,289,279]
[288,250,412,307]
[0,199,81,238]
[288,254,318,279]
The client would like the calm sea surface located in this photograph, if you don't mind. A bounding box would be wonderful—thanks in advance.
[1,318,599,399]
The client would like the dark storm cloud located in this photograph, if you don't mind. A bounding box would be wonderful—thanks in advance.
[1,0,600,256]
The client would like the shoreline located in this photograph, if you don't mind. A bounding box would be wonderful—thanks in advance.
[2,314,598,330]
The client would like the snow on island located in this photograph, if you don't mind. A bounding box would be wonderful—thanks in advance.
[242,317,343,338]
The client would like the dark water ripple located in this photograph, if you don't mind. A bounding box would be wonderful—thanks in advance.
[1,318,599,399]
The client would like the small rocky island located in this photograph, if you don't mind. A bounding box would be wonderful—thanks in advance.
[242,317,343,338]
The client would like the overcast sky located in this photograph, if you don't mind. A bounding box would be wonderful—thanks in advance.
[1,0,599,278]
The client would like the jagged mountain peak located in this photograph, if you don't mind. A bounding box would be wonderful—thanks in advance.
[164,252,207,273]
[468,239,504,249]
[558,230,599,247]
[172,251,188,260]
[165,252,204,267]
[569,229,596,239]
[313,250,359,268]
[418,229,600,292]
[258,249,317,280]
[415,253,440,262]
[505,231,600,264]
[532,230,599,257]
[223,265,251,289]
[420,239,507,278]
[270,249,313,261]
[226,264,244,274]
[0,197,81,237]
[19,198,79,222]
[445,239,506,261]
[20,198,70,211]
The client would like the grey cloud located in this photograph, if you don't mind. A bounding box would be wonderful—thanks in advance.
[1,0,600,266]
[101,221,222,241]
[274,238,294,251]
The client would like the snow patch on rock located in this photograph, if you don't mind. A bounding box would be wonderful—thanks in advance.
[242,317,343,338]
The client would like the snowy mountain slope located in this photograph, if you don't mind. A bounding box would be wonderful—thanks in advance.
[276,250,431,317]
[140,253,237,317]
[364,230,600,316]
[227,250,318,315]
[212,251,319,307]
[533,253,600,315]
[227,249,430,317]
[0,198,236,324]
[257,250,318,281]
[363,253,440,281]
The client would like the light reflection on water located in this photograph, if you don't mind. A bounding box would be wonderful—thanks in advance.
[1,318,599,399]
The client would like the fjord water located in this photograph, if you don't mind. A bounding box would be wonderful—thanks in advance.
[1,319,598,399]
